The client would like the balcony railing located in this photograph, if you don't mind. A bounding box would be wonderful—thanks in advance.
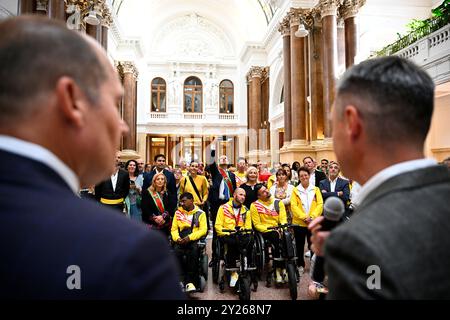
[146,112,240,122]
[396,23,450,63]
[183,113,205,120]
[376,15,449,57]
[149,112,168,119]
[218,114,237,120]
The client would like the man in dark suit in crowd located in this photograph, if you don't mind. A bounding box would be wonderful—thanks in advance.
[142,154,177,215]
[310,56,450,299]
[207,144,237,265]
[94,151,130,212]
[0,16,184,299]
[303,156,327,188]
[319,161,350,210]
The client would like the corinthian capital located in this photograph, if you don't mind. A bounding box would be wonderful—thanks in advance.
[101,6,113,27]
[247,66,264,80]
[288,8,311,27]
[340,0,366,19]
[278,17,291,36]
[319,0,343,17]
[119,61,139,79]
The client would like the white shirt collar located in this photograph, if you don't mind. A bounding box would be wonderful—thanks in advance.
[354,158,437,206]
[298,183,315,193]
[0,135,80,194]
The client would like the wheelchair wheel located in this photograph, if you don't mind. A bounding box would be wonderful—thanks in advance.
[199,275,207,293]
[219,279,225,293]
[201,253,208,281]
[238,276,251,301]
[286,262,298,300]
[254,233,265,278]
[212,240,221,284]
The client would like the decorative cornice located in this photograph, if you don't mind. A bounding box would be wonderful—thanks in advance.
[118,61,139,79]
[340,0,366,20]
[318,0,343,17]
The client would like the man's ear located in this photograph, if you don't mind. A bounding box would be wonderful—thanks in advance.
[344,105,363,142]
[54,76,88,128]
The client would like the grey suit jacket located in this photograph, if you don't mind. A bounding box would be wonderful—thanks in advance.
[324,165,450,299]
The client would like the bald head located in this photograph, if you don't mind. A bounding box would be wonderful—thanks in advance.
[233,187,246,206]
[0,16,107,125]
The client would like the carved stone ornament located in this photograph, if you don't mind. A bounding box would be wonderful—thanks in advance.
[288,8,312,28]
[246,66,264,82]
[278,17,291,36]
[340,0,366,19]
[119,61,139,79]
[319,0,343,17]
[100,4,113,27]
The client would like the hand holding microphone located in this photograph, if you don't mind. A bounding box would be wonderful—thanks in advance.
[309,196,345,283]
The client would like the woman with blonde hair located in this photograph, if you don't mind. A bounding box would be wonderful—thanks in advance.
[141,172,173,237]
[241,166,262,210]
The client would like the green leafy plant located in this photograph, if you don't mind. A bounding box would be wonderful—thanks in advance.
[375,0,450,57]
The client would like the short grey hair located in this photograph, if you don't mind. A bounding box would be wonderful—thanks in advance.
[335,56,434,148]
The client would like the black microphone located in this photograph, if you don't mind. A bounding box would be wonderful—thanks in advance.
[311,196,345,283]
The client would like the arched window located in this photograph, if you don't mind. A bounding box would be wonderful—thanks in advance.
[151,77,166,112]
[219,80,234,114]
[184,76,202,113]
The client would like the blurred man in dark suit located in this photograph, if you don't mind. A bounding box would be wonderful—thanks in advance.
[310,56,450,299]
[95,151,130,212]
[0,16,184,299]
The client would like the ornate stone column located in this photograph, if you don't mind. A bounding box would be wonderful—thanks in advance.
[86,23,101,42]
[18,0,36,14]
[308,9,324,142]
[246,67,263,158]
[320,0,340,140]
[278,17,292,149]
[341,0,365,68]
[48,0,66,21]
[289,9,308,147]
[100,6,112,50]
[119,61,139,151]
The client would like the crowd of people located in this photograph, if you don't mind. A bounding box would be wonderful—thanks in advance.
[88,147,361,295]
[3,16,450,300]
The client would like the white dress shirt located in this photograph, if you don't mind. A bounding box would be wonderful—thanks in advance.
[297,183,316,215]
[329,178,337,193]
[111,170,119,192]
[0,135,79,194]
[354,158,437,207]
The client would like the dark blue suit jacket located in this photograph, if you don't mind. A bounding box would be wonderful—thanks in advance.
[142,169,177,215]
[0,150,184,299]
[207,150,236,211]
[319,177,350,208]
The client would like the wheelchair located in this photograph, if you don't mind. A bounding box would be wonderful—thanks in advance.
[254,223,300,300]
[170,236,209,293]
[211,228,258,300]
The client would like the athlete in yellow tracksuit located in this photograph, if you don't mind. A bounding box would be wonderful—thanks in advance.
[290,167,324,269]
[250,185,287,282]
[215,188,253,287]
[171,192,207,292]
